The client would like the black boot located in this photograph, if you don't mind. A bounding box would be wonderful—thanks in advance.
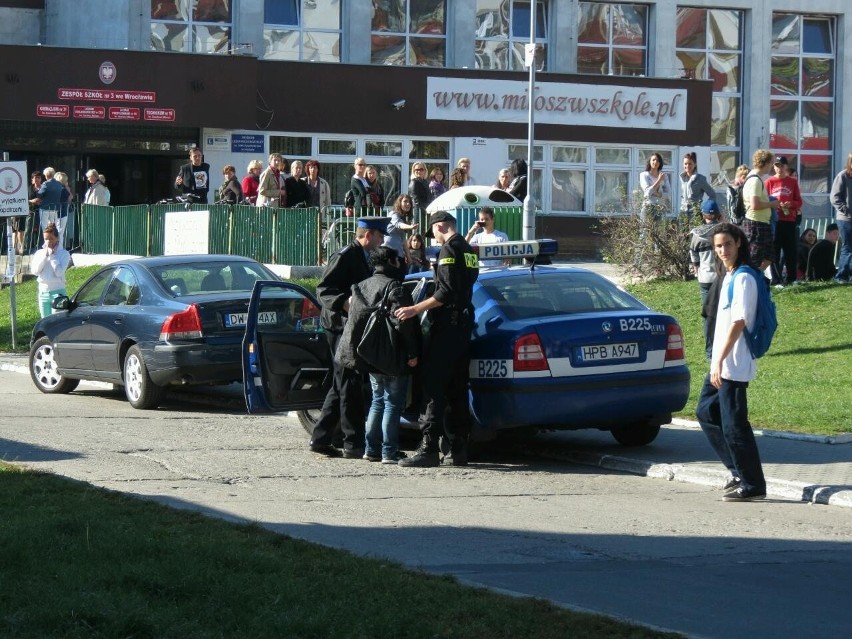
[399,437,440,467]
[444,436,469,466]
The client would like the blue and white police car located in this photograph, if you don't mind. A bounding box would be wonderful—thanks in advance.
[242,240,689,447]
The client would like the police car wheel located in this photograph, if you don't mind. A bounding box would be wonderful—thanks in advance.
[297,409,320,436]
[610,422,661,447]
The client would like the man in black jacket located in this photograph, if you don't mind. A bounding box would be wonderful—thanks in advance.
[309,216,390,458]
[395,210,479,467]
[174,147,210,204]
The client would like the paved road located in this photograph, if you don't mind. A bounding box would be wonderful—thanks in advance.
[1,369,851,639]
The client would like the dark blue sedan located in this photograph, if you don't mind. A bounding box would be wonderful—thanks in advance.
[29,254,324,410]
[246,240,690,447]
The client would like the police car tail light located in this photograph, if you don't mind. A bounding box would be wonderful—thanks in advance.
[665,324,685,361]
[514,333,549,372]
[160,304,203,341]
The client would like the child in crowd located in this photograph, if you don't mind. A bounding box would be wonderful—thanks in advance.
[406,233,429,274]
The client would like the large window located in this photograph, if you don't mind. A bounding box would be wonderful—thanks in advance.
[268,134,450,206]
[151,0,232,54]
[505,143,675,216]
[475,1,548,71]
[371,0,446,66]
[577,2,647,76]
[263,0,341,62]
[676,8,742,189]
[770,13,834,209]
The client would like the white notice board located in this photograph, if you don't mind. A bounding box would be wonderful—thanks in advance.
[163,210,210,255]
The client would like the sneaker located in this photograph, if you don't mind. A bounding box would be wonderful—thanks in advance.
[342,447,365,459]
[381,451,408,465]
[723,487,766,502]
[363,452,382,462]
[398,448,440,467]
[722,477,741,493]
[309,443,342,458]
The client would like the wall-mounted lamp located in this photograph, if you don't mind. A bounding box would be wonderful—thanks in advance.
[391,98,406,110]
[5,72,20,84]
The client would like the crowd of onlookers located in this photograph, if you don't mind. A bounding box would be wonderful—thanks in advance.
[640,148,846,286]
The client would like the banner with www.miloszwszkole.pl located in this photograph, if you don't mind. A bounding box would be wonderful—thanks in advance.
[426,77,687,130]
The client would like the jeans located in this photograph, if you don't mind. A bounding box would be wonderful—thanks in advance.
[38,287,66,318]
[835,218,852,281]
[699,282,712,360]
[696,374,766,493]
[365,373,409,459]
[772,220,798,284]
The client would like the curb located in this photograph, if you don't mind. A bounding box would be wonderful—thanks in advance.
[524,444,852,509]
[671,417,852,445]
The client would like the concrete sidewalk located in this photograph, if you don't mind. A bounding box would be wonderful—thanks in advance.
[2,351,849,509]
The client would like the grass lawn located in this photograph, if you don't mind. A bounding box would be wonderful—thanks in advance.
[627,279,852,436]
[2,265,849,435]
[0,463,676,639]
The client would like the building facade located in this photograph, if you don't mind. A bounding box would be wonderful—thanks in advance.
[1,1,849,257]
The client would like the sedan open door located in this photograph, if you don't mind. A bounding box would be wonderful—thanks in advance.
[242,281,331,413]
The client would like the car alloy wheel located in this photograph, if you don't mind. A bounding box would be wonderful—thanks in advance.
[29,336,80,394]
[122,345,164,410]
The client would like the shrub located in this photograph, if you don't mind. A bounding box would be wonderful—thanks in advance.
[598,189,701,281]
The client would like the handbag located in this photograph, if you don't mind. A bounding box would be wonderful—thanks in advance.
[357,282,408,376]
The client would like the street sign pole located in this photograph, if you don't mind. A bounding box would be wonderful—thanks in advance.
[522,2,537,241]
[5,218,17,350]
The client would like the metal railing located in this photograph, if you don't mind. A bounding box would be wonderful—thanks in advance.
[76,203,525,265]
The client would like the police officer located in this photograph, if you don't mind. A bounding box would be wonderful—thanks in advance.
[395,210,479,467]
[310,216,390,458]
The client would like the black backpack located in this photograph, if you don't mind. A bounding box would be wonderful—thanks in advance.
[344,189,355,209]
[730,174,759,224]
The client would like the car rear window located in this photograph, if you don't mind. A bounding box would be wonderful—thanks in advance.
[480,271,645,320]
[152,262,272,296]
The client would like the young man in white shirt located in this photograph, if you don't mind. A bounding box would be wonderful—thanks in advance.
[464,206,509,267]
[696,222,767,502]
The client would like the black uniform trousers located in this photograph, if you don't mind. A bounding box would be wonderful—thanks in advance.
[311,331,365,452]
[418,315,472,449]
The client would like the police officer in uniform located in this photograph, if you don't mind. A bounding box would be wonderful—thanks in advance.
[395,211,479,467]
[310,216,390,458]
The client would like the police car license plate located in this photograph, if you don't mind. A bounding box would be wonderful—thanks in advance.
[224,311,277,327]
[577,342,638,362]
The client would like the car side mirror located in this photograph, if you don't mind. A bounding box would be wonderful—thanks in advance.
[51,295,71,310]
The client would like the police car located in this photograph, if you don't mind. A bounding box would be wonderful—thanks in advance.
[241,240,689,447]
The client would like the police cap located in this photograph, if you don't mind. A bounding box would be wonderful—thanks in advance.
[356,216,391,235]
[425,210,455,238]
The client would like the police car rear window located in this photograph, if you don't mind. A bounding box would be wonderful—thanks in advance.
[480,272,644,321]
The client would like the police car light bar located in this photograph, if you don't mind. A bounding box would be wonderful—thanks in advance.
[477,239,558,261]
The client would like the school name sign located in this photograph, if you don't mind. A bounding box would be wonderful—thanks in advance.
[426,77,687,130]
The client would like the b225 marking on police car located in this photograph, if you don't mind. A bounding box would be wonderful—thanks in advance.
[618,317,667,334]
[471,359,510,379]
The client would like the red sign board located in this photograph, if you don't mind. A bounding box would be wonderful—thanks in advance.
[73,105,105,119]
[37,104,70,118]
[109,107,141,121]
[144,108,175,122]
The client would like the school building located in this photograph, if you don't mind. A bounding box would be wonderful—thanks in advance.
[0,1,849,257]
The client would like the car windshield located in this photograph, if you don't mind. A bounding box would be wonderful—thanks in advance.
[152,261,271,296]
[479,271,646,321]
